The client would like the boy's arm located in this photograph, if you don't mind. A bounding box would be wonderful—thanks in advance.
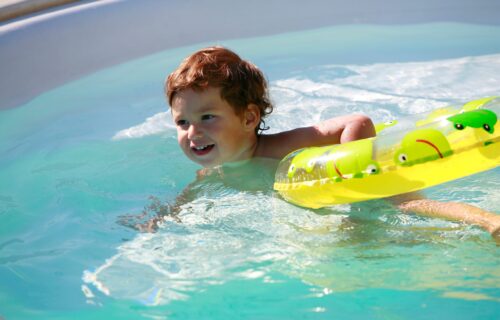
[392,193,500,239]
[255,114,375,159]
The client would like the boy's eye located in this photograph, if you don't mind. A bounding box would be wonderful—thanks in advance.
[201,114,215,121]
[176,120,188,127]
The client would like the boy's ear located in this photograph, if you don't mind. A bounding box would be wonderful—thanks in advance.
[243,104,261,131]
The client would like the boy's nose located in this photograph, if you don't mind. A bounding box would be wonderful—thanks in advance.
[187,124,202,139]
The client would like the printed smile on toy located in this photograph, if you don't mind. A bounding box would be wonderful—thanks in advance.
[416,139,444,158]
[333,161,348,179]
[191,144,215,155]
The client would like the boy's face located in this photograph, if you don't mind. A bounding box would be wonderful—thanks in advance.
[171,87,258,167]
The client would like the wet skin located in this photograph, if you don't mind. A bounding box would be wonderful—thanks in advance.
[171,88,258,167]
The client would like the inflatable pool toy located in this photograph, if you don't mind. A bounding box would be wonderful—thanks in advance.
[275,97,499,208]
[274,97,500,208]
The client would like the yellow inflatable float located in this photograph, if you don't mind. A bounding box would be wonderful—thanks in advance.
[274,97,500,208]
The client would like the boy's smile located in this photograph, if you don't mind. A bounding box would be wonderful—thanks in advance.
[171,87,259,167]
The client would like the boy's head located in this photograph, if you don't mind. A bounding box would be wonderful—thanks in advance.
[165,46,273,134]
[165,46,274,167]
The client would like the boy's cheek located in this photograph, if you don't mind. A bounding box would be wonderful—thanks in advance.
[175,134,184,148]
[175,130,184,142]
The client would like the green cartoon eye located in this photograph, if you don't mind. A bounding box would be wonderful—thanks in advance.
[483,123,492,133]
[398,153,408,163]
[288,164,296,178]
[366,164,379,174]
[454,123,464,130]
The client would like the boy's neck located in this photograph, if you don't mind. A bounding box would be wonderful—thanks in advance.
[226,134,259,167]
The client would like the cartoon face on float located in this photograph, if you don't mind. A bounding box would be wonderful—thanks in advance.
[447,109,497,134]
[394,129,453,167]
[324,139,380,181]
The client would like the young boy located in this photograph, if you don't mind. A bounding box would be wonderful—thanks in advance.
[165,46,500,238]
[166,46,375,167]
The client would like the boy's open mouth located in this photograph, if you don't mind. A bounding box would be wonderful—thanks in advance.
[191,144,215,156]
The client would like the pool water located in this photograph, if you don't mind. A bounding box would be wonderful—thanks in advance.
[1,23,500,319]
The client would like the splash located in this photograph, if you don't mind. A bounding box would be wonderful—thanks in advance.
[112,112,174,140]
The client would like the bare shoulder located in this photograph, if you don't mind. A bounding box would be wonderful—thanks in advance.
[254,127,321,159]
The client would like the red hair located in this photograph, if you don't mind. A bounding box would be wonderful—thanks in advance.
[165,46,273,134]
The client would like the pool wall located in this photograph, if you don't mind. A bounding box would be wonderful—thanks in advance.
[0,0,80,22]
[1,0,500,110]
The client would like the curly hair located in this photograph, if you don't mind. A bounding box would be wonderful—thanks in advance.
[165,46,273,134]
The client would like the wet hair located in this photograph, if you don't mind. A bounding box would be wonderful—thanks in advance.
[165,46,273,134]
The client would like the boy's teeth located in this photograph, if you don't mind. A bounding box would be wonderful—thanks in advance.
[194,145,210,150]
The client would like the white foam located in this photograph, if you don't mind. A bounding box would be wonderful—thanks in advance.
[112,112,174,140]
[267,54,500,132]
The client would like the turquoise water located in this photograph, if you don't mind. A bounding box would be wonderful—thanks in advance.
[1,23,500,319]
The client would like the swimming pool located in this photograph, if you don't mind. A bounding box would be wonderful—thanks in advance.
[1,1,500,319]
